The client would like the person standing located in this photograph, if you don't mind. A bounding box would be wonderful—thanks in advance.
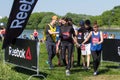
[76,20,85,66]
[81,20,93,69]
[82,22,103,75]
[33,29,39,41]
[56,18,62,66]
[58,17,78,76]
[45,15,58,69]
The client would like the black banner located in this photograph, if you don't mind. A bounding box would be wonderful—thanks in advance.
[102,39,120,62]
[2,0,38,49]
[5,38,39,71]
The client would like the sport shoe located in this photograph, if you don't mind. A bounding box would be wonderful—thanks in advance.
[46,61,49,65]
[66,70,70,76]
[93,71,98,76]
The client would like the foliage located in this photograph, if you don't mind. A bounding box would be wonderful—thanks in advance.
[0,16,8,27]
[0,5,120,29]
[65,13,92,26]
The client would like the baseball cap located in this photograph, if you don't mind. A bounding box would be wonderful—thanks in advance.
[79,20,84,26]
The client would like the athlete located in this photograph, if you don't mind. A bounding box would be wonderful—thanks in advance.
[82,22,103,75]
[56,18,62,66]
[59,17,78,76]
[81,20,93,69]
[76,20,85,66]
[45,15,59,69]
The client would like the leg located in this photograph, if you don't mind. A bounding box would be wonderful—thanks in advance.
[61,44,67,66]
[82,55,86,67]
[87,54,91,68]
[67,43,73,70]
[51,43,56,59]
[91,51,98,72]
[81,49,86,67]
[77,47,81,66]
[86,44,91,68]
[66,50,68,65]
[47,42,54,68]
[96,50,101,71]
[45,41,49,61]
[71,53,74,67]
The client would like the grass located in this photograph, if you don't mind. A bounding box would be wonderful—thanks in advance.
[0,42,120,80]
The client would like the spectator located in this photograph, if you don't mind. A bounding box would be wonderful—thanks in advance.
[33,29,39,41]
[23,34,29,39]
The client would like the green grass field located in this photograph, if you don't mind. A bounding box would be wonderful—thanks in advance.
[0,42,120,80]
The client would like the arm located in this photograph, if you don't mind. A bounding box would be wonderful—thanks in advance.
[82,31,92,44]
[98,31,103,44]
[48,30,59,34]
[72,27,79,45]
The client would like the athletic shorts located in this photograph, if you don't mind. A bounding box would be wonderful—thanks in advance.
[81,43,91,55]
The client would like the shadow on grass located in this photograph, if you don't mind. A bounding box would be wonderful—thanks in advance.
[12,66,48,79]
[106,65,120,69]
[99,68,109,75]
[71,68,89,73]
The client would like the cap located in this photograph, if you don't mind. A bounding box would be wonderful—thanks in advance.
[52,15,58,20]
[79,20,84,26]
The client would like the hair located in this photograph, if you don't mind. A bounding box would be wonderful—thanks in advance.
[52,15,58,20]
[94,20,97,25]
[61,17,73,26]
[62,17,68,22]
[93,21,99,27]
[85,19,91,26]
[67,18,73,26]
[67,18,72,22]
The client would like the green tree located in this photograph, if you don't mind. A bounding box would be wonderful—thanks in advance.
[0,16,8,26]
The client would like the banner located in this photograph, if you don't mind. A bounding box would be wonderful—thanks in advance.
[5,38,39,71]
[102,39,120,62]
[2,0,38,49]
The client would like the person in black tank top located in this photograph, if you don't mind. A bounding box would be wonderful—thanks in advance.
[82,22,103,76]
[76,20,85,66]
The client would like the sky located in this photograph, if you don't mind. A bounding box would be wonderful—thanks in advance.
[0,0,120,18]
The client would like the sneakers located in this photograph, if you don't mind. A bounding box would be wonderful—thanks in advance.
[46,61,49,65]
[93,71,98,76]
[66,70,70,76]
[46,61,54,69]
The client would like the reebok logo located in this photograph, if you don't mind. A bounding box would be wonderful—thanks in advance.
[10,0,35,28]
[9,46,32,60]
[25,47,32,60]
